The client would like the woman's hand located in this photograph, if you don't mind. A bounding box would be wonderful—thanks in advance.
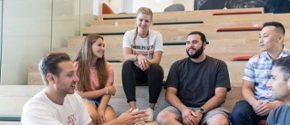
[105,86,116,96]
[137,55,150,70]
[97,109,106,125]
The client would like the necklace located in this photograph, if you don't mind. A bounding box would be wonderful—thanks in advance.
[91,67,97,76]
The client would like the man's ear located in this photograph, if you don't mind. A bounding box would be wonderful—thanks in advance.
[278,34,285,43]
[203,41,207,48]
[46,73,56,84]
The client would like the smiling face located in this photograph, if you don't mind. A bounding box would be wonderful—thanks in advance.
[136,13,152,33]
[267,66,290,101]
[52,61,79,95]
[186,34,205,59]
[259,26,282,52]
[91,38,105,59]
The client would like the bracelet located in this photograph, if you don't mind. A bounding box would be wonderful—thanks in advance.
[105,87,108,94]
[136,54,139,61]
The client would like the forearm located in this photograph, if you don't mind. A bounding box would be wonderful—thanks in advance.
[166,93,188,112]
[242,87,257,106]
[98,95,111,111]
[77,88,106,99]
[124,54,138,62]
[149,58,161,65]
[201,95,226,113]
[149,51,162,65]
[123,48,138,61]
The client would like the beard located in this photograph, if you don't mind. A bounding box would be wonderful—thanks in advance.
[186,46,204,59]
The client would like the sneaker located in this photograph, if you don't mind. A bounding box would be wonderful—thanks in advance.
[145,108,154,122]
[132,108,145,124]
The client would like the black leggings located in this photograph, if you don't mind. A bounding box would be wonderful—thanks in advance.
[122,60,164,103]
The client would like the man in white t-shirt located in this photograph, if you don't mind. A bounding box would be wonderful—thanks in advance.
[21,52,148,125]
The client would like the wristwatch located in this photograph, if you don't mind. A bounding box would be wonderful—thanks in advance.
[198,107,205,114]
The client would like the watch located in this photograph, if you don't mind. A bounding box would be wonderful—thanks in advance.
[198,107,205,114]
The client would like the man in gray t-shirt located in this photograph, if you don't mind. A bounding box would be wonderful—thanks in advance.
[266,56,290,125]
[157,31,231,125]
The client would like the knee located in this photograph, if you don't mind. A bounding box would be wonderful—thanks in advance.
[122,60,134,68]
[151,64,163,71]
[157,111,175,125]
[149,64,164,74]
[231,101,250,118]
[207,114,229,125]
[105,106,117,121]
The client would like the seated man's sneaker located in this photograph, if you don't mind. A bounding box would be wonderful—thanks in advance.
[145,108,154,122]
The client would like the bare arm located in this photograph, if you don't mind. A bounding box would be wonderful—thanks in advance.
[149,51,162,65]
[200,87,227,113]
[98,76,114,112]
[76,88,107,99]
[166,87,188,112]
[166,87,198,125]
[123,48,137,61]
[242,80,259,107]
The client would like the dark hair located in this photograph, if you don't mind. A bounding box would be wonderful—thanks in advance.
[187,31,207,43]
[272,56,290,81]
[38,52,71,85]
[263,21,285,35]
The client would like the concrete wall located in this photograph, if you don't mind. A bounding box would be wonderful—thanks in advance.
[0,0,94,85]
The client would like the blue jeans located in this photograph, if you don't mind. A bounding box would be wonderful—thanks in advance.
[83,96,102,106]
[231,100,267,125]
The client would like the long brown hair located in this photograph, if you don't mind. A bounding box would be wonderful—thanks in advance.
[133,7,153,56]
[73,34,107,92]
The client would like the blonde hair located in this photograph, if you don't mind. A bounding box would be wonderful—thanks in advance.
[133,7,153,57]
[136,7,153,21]
[73,34,107,92]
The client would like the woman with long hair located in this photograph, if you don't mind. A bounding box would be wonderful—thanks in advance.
[73,34,116,125]
[122,7,164,122]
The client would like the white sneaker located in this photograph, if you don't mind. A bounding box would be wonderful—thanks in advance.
[132,108,145,124]
[145,108,154,122]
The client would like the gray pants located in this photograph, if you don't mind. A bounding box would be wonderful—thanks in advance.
[162,106,230,125]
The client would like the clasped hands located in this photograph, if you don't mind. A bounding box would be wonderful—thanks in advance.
[252,100,274,116]
[137,55,150,71]
[181,108,203,125]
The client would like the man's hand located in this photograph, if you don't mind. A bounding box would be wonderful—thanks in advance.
[116,109,148,125]
[254,100,275,116]
[191,111,203,125]
[181,108,197,125]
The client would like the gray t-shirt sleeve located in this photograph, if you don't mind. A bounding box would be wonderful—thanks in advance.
[165,61,179,88]
[266,109,275,125]
[215,61,231,91]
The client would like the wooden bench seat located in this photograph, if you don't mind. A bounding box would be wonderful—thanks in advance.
[82,21,269,36]
[28,60,247,87]
[98,8,264,20]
